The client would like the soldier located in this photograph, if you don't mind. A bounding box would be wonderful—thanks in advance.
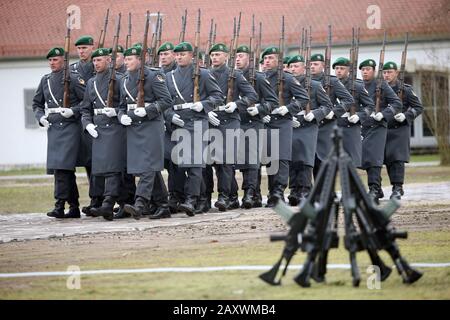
[164,42,223,216]
[118,46,173,219]
[206,43,258,211]
[71,35,104,216]
[80,48,126,221]
[283,56,291,72]
[233,44,278,208]
[382,61,423,199]
[113,45,127,74]
[359,59,402,203]
[287,55,333,205]
[333,57,375,167]
[262,46,309,207]
[310,53,355,177]
[32,47,86,218]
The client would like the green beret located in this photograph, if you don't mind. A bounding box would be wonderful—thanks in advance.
[310,53,324,62]
[283,56,291,64]
[261,46,280,59]
[109,45,124,54]
[174,42,193,52]
[359,59,377,69]
[209,43,229,54]
[382,61,398,70]
[91,48,110,59]
[124,46,142,57]
[236,45,250,54]
[132,42,142,49]
[46,47,64,59]
[75,35,94,46]
[332,57,350,69]
[158,42,174,54]
[287,55,305,66]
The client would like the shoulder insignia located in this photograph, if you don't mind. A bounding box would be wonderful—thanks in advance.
[78,77,85,85]
[156,74,165,82]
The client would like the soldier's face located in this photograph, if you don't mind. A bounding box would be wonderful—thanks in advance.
[361,67,375,81]
[334,66,349,79]
[383,69,398,83]
[235,52,249,69]
[93,56,110,73]
[115,53,124,68]
[210,51,228,67]
[263,54,278,70]
[76,45,94,61]
[159,50,175,67]
[310,61,324,75]
[48,57,64,72]
[175,52,194,67]
[125,55,141,71]
[289,62,305,76]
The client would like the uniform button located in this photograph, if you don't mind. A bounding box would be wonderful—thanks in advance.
[59,122,63,126]
[249,120,252,123]
[138,121,142,124]
[106,124,109,127]
[347,125,350,128]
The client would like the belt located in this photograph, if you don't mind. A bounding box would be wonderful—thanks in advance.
[213,105,227,112]
[94,108,107,115]
[173,102,194,111]
[47,107,63,114]
[127,103,150,111]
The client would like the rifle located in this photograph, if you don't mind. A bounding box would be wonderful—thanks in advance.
[153,14,163,67]
[256,22,262,71]
[63,13,71,109]
[205,19,214,68]
[277,16,285,107]
[179,9,187,43]
[375,30,387,113]
[397,32,409,101]
[137,11,150,108]
[193,9,201,103]
[226,12,241,104]
[299,27,305,56]
[107,14,121,109]
[212,23,217,45]
[125,13,132,49]
[98,8,110,49]
[150,12,161,67]
[248,14,256,87]
[304,26,312,114]
[349,27,360,115]
[229,17,237,65]
[324,25,332,95]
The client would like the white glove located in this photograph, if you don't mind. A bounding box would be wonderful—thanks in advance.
[371,112,384,122]
[224,102,237,113]
[292,116,300,128]
[104,107,117,118]
[60,108,74,118]
[120,115,132,126]
[171,114,185,127]
[208,111,220,126]
[325,110,334,120]
[304,112,315,122]
[134,108,147,117]
[348,114,360,124]
[341,112,350,118]
[262,115,271,123]
[86,123,98,138]
[191,102,204,112]
[247,106,259,116]
[39,116,49,128]
[394,113,406,123]
[271,105,289,115]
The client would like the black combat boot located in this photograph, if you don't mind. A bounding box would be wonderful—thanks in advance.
[149,204,171,219]
[178,195,197,217]
[368,185,380,205]
[47,199,65,218]
[241,189,255,209]
[214,193,229,212]
[390,184,404,200]
[288,189,300,207]
[64,198,81,219]
[82,197,102,217]
[253,191,263,208]
[168,193,180,214]
[124,196,148,220]
[228,194,240,210]
[90,196,116,221]
[195,195,208,214]
[113,202,131,219]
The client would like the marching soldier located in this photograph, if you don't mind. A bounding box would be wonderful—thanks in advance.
[164,41,223,216]
[310,53,355,177]
[206,43,258,211]
[382,61,423,199]
[32,47,86,218]
[287,55,333,205]
[118,46,173,219]
[262,46,309,207]
[233,44,278,208]
[113,45,127,74]
[158,42,177,73]
[80,48,126,221]
[359,59,402,203]
[333,57,375,167]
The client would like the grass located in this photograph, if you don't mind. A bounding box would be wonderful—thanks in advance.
[0,230,449,299]
[410,154,440,163]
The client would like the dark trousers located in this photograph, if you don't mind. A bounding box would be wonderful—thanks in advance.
[54,169,79,206]
[89,175,105,198]
[181,167,203,197]
[150,171,169,204]
[387,161,405,185]
[289,163,313,192]
[367,166,382,188]
[103,173,122,197]
[203,164,234,196]
[267,160,289,195]
[165,159,185,196]
[135,171,157,201]
[118,173,136,204]
[313,155,322,179]
[240,169,258,192]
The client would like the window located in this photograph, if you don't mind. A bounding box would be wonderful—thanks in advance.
[24,88,39,129]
